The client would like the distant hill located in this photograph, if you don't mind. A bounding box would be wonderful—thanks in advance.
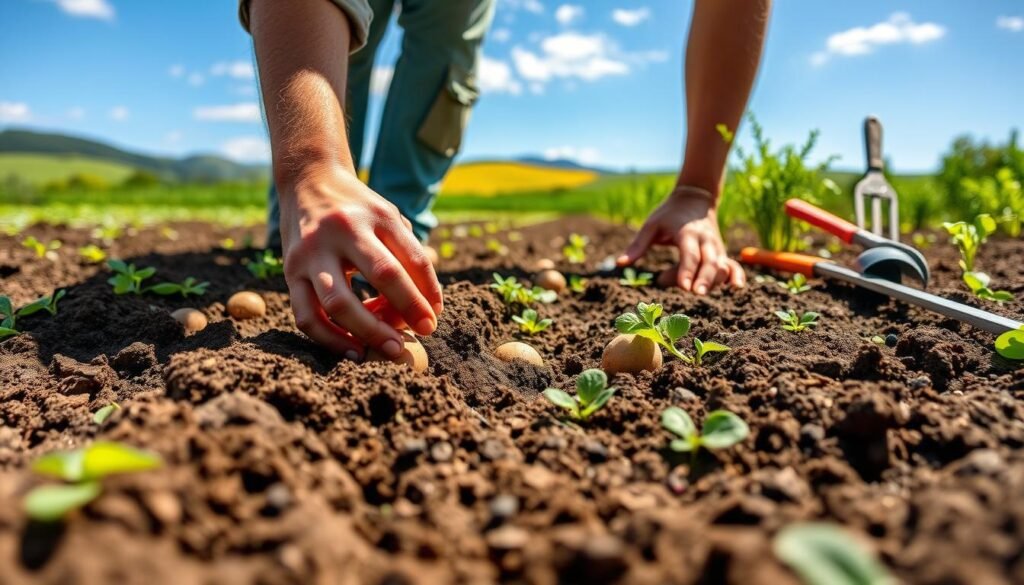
[0,128,268,183]
[513,156,619,175]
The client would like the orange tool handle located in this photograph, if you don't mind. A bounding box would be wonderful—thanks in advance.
[785,199,859,244]
[739,247,824,277]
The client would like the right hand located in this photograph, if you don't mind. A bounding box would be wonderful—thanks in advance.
[278,162,443,360]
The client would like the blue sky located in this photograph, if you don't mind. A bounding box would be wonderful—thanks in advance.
[0,0,1021,173]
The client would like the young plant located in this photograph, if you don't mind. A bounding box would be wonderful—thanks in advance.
[0,290,66,340]
[246,249,285,279]
[485,238,508,256]
[146,277,210,298]
[562,233,588,264]
[996,326,1024,361]
[91,224,122,244]
[24,441,162,522]
[781,273,812,295]
[468,224,484,238]
[773,523,895,585]
[568,275,588,294]
[512,308,552,335]
[615,302,730,365]
[943,214,995,274]
[92,402,121,424]
[22,236,62,259]
[963,271,1014,304]
[776,309,820,332]
[661,406,749,455]
[107,259,156,294]
[17,289,66,318]
[490,273,556,306]
[619,267,653,288]
[542,369,616,422]
[438,241,456,259]
[78,244,106,263]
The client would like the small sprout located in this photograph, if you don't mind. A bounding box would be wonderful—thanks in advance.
[568,275,588,293]
[996,326,1024,361]
[484,221,499,234]
[943,214,996,273]
[781,273,812,294]
[107,259,156,295]
[512,308,552,335]
[93,403,120,424]
[692,338,730,367]
[490,273,556,307]
[619,267,653,288]
[22,236,62,259]
[773,523,895,585]
[219,237,236,250]
[776,309,819,332]
[16,290,66,318]
[146,277,210,298]
[0,291,66,339]
[78,244,107,263]
[91,224,122,243]
[543,369,616,422]
[615,302,693,363]
[485,238,508,256]
[661,407,749,454]
[963,271,1014,304]
[439,241,456,259]
[246,249,284,279]
[468,225,484,238]
[562,233,588,264]
[25,441,163,522]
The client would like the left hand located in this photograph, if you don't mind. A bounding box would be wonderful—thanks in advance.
[616,187,746,295]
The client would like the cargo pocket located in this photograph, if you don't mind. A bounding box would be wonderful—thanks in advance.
[417,66,479,158]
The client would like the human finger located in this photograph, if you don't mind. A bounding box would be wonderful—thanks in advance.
[288,278,364,359]
[308,260,405,357]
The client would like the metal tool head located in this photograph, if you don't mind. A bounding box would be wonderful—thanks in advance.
[850,230,931,285]
[855,247,928,287]
[854,116,900,241]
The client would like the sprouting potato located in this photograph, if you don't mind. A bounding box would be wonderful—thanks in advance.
[535,269,566,294]
[227,291,266,320]
[171,308,208,333]
[494,341,544,367]
[366,331,429,372]
[602,334,662,375]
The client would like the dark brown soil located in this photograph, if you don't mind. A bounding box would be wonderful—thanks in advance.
[1,216,1023,585]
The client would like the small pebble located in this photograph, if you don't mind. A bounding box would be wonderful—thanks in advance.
[430,441,453,462]
[480,438,506,461]
[583,440,608,462]
[489,494,519,521]
[885,333,898,347]
[400,438,427,456]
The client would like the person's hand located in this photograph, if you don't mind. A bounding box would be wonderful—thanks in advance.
[278,162,443,360]
[616,187,746,294]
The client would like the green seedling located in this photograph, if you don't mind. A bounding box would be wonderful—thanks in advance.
[485,238,508,256]
[776,309,819,332]
[22,236,62,259]
[512,308,552,335]
[996,326,1024,361]
[962,271,1014,304]
[246,249,284,279]
[0,290,66,340]
[92,403,121,424]
[562,233,588,264]
[16,290,66,318]
[25,441,162,522]
[484,221,499,234]
[468,225,484,238]
[619,267,653,288]
[491,273,556,306]
[661,407,749,455]
[439,241,456,259]
[107,259,156,294]
[781,273,812,294]
[774,522,895,585]
[543,369,616,422]
[219,238,236,250]
[943,214,995,274]
[146,277,209,298]
[568,275,588,293]
[78,244,106,263]
[91,224,122,244]
[615,302,729,365]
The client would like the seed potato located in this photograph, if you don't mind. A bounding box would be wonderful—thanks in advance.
[535,269,566,293]
[366,332,429,372]
[494,341,544,366]
[602,334,662,374]
[171,308,207,333]
[227,291,266,320]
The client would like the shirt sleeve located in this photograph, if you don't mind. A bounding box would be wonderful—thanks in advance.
[238,0,373,53]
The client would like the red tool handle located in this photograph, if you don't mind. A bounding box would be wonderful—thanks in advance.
[739,247,824,277]
[785,199,859,244]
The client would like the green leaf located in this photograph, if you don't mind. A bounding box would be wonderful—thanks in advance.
[0,326,20,340]
[963,271,990,292]
[24,482,102,522]
[109,274,136,294]
[93,403,120,424]
[774,523,895,585]
[32,442,161,482]
[581,387,616,419]
[0,296,12,318]
[33,449,85,481]
[693,337,704,356]
[700,410,750,449]
[661,407,697,440]
[800,312,820,325]
[975,214,997,237]
[146,283,182,295]
[775,310,795,322]
[135,267,156,279]
[669,438,696,452]
[576,369,607,404]
[106,259,128,273]
[661,314,691,343]
[16,297,48,318]
[615,312,644,334]
[637,302,663,325]
[995,327,1024,360]
[543,388,579,418]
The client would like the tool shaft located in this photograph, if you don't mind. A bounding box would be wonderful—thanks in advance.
[816,263,1022,334]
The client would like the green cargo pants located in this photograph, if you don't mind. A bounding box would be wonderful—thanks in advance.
[266,0,496,248]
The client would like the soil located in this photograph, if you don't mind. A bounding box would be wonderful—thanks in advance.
[1,216,1023,585]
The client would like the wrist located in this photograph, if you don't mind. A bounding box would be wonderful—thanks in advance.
[669,184,718,208]
[274,155,357,197]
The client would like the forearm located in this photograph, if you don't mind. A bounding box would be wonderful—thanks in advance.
[249,0,355,189]
[677,0,770,198]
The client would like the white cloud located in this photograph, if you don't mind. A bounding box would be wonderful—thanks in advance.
[492,28,512,43]
[611,8,650,27]
[66,106,85,120]
[51,0,114,21]
[543,145,600,165]
[997,15,1024,32]
[193,103,262,123]
[168,64,185,78]
[187,73,205,87]
[811,12,946,66]
[109,106,129,121]
[221,136,270,163]
[479,56,522,95]
[210,61,256,80]
[555,4,584,25]
[511,32,657,87]
[501,0,543,14]
[0,102,31,123]
[371,66,394,96]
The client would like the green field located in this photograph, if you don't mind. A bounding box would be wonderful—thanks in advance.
[0,153,136,185]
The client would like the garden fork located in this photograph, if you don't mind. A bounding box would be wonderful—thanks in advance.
[853,116,900,241]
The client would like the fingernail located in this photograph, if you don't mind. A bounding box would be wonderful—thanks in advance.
[696,285,707,295]
[415,317,435,335]
[344,350,360,361]
[433,302,443,316]
[682,279,692,290]
[615,255,628,264]
[382,339,402,358]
